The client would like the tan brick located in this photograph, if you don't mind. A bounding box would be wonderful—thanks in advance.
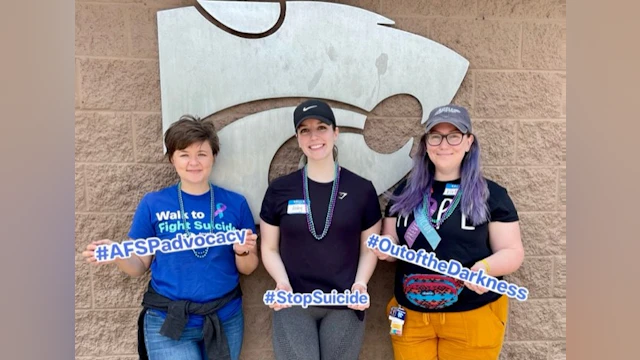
[522,23,566,70]
[561,73,566,116]
[94,263,149,308]
[75,214,134,256]
[554,256,566,297]
[476,72,563,118]
[393,16,429,38]
[478,0,566,19]
[327,0,381,12]
[76,0,191,4]
[474,120,517,166]
[133,113,165,163]
[505,257,553,298]
[75,112,134,163]
[359,343,394,360]
[483,167,557,211]
[362,263,395,358]
[240,348,274,360]
[362,301,394,346]
[242,305,273,350]
[429,19,520,69]
[517,121,566,165]
[85,164,177,212]
[499,341,548,360]
[380,0,476,17]
[77,0,141,3]
[370,94,422,118]
[75,310,139,356]
[78,58,160,111]
[369,293,394,321]
[75,3,128,57]
[559,168,565,210]
[76,165,87,211]
[128,5,158,59]
[509,299,565,340]
[452,70,474,112]
[550,341,566,360]
[240,265,277,307]
[151,0,194,5]
[367,261,396,301]
[519,212,565,256]
[362,117,423,154]
[504,309,510,339]
[379,187,392,213]
[75,258,92,309]
[76,59,82,109]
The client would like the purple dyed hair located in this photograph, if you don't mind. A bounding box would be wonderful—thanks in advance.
[389,133,490,225]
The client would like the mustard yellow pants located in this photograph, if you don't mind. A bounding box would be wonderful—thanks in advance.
[386,295,508,360]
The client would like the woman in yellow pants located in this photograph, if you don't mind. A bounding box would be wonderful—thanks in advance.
[377,104,524,360]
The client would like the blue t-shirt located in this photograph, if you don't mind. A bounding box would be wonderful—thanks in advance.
[128,184,256,327]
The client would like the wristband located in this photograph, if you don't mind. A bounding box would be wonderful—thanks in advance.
[480,259,491,273]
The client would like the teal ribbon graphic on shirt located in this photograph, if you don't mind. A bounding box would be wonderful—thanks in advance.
[214,203,227,218]
[413,204,442,250]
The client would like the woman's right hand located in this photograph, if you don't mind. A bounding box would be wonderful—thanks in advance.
[370,234,398,261]
[270,282,293,311]
[375,218,400,262]
[82,239,115,265]
[371,246,391,261]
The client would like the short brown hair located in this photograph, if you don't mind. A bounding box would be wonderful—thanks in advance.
[164,115,219,161]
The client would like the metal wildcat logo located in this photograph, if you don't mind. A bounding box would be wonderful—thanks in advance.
[157,0,468,222]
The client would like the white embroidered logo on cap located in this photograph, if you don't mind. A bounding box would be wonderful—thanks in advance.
[434,107,461,116]
[302,105,317,112]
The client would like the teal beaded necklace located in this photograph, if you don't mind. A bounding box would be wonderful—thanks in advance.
[302,162,341,240]
[177,182,215,258]
[424,186,463,229]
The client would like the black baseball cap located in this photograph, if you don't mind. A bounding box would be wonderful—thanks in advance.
[424,104,472,134]
[293,99,336,130]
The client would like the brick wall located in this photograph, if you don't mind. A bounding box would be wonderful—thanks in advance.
[75,1,566,359]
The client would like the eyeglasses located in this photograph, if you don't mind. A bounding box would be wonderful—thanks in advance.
[425,132,466,146]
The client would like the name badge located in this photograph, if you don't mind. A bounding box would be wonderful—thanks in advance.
[443,183,460,196]
[287,200,307,214]
[388,306,406,336]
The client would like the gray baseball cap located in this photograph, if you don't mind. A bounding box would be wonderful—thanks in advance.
[424,104,472,133]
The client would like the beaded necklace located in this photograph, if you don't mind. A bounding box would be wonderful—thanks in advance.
[177,182,215,258]
[302,162,340,240]
[424,185,463,229]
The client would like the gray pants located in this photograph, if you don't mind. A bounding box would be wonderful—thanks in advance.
[272,306,366,360]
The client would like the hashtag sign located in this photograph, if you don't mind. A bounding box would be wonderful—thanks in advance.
[366,234,380,249]
[95,245,109,262]
[263,290,275,305]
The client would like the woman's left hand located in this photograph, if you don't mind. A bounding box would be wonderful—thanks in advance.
[233,229,257,255]
[464,261,490,295]
[348,282,370,310]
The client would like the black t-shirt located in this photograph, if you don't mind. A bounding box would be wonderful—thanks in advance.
[260,167,381,295]
[385,178,518,313]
